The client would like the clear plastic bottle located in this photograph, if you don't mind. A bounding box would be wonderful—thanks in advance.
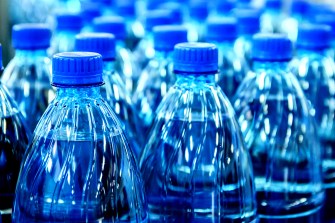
[260,0,285,34]
[233,8,261,67]
[0,44,31,223]
[1,23,55,132]
[232,34,324,222]
[133,25,188,136]
[93,16,142,95]
[133,10,173,70]
[206,17,247,100]
[12,52,148,222]
[139,42,257,222]
[289,24,335,223]
[49,12,83,56]
[75,32,144,158]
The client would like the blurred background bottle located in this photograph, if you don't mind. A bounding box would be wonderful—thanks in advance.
[233,34,324,223]
[140,42,257,222]
[1,24,54,132]
[0,44,31,223]
[75,32,144,158]
[289,24,335,223]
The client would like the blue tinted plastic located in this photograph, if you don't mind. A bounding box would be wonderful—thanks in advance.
[1,49,55,131]
[290,34,335,222]
[139,43,257,222]
[233,59,324,221]
[261,0,284,33]
[12,53,148,222]
[0,65,31,223]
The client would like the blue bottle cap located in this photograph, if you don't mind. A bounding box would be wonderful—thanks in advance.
[75,33,116,60]
[144,10,173,31]
[93,16,127,40]
[12,23,52,50]
[52,52,103,87]
[189,1,209,21]
[81,2,102,24]
[174,42,218,73]
[290,0,308,15]
[252,34,293,61]
[153,25,188,51]
[206,18,237,42]
[296,24,331,50]
[55,12,83,31]
[233,8,261,35]
[265,0,282,10]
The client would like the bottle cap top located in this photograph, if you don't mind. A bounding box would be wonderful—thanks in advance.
[233,8,261,35]
[297,24,331,50]
[153,25,188,51]
[81,2,102,24]
[252,34,293,61]
[75,33,116,60]
[189,1,209,21]
[144,10,173,31]
[52,52,103,86]
[12,23,52,50]
[55,12,83,31]
[174,42,218,73]
[158,2,184,24]
[93,16,127,40]
[206,18,237,42]
[265,0,282,10]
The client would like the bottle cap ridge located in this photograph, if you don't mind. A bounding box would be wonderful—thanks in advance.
[252,34,293,61]
[52,52,103,86]
[153,25,188,51]
[173,42,218,73]
[12,23,52,50]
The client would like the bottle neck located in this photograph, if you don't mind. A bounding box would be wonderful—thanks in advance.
[56,86,101,98]
[176,72,216,85]
[252,60,290,71]
[103,60,115,76]
[15,49,48,58]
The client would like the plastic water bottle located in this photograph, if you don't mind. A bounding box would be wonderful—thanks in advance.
[93,16,142,95]
[260,0,285,33]
[49,12,83,55]
[133,25,188,136]
[139,42,257,222]
[206,17,247,99]
[133,10,173,70]
[0,44,31,223]
[12,52,148,222]
[289,24,335,223]
[280,0,308,42]
[233,8,261,67]
[187,0,209,42]
[75,32,144,158]
[1,24,55,132]
[232,34,324,222]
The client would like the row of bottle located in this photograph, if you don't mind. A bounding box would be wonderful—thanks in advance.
[1,24,335,222]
